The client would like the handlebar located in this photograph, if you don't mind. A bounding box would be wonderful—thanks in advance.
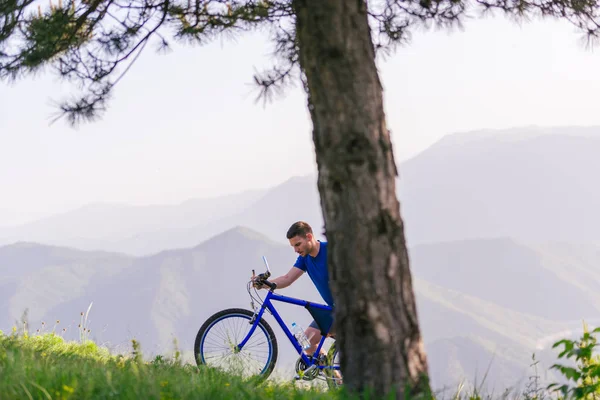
[252,268,277,291]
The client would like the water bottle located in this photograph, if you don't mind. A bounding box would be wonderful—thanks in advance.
[291,322,311,350]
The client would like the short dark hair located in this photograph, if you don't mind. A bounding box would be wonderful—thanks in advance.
[286,221,313,239]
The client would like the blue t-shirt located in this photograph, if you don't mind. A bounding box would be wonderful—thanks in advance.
[293,241,334,307]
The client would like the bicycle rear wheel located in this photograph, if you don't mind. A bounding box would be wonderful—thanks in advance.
[194,308,278,381]
[324,341,343,389]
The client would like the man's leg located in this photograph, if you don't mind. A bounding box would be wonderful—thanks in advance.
[305,320,323,357]
[300,321,342,384]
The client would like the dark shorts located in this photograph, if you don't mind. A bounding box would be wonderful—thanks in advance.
[306,305,336,336]
[308,318,336,337]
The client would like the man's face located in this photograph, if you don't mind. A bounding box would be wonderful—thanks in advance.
[289,234,312,257]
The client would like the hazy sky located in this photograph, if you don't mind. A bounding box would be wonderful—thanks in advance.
[2,12,600,226]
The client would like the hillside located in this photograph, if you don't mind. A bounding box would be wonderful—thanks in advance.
[410,238,599,320]
[0,243,133,327]
[414,276,568,391]
[1,230,595,391]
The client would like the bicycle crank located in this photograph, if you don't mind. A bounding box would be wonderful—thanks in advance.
[294,357,320,381]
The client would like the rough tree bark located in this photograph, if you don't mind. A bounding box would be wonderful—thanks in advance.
[293,1,430,397]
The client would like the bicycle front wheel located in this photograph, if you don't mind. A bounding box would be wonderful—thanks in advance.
[194,308,278,381]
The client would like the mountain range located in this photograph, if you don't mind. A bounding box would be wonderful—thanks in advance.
[2,125,600,392]
[4,125,600,256]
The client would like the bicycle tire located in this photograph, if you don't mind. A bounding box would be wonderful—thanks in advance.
[194,308,278,381]
[324,340,343,389]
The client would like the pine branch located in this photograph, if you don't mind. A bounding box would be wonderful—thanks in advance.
[252,19,298,103]
[474,0,600,44]
[2,0,600,126]
[0,0,290,125]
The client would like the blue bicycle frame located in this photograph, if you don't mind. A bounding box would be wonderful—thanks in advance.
[237,290,339,373]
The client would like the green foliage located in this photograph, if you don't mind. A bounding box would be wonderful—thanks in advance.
[547,324,600,399]
[7,326,600,400]
[0,333,340,400]
[21,0,91,70]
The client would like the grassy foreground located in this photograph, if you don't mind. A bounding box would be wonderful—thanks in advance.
[3,326,600,400]
[0,330,341,400]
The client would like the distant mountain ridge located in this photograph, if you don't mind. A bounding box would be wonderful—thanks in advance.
[398,127,600,244]
[0,188,268,254]
[3,125,600,255]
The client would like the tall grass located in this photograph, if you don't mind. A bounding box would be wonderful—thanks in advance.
[3,320,600,400]
[0,330,340,400]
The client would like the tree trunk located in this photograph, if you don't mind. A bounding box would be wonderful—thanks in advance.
[293,1,430,397]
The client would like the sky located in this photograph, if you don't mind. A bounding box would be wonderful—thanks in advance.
[2,11,600,226]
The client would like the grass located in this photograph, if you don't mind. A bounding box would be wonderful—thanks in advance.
[0,329,540,400]
[3,324,599,400]
[0,330,342,400]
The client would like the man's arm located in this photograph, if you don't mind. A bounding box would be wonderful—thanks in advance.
[257,267,304,290]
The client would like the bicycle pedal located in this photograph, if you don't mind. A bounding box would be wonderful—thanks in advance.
[294,374,302,380]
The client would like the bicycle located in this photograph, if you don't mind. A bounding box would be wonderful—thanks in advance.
[194,256,342,389]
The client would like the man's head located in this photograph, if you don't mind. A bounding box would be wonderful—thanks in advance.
[287,221,317,257]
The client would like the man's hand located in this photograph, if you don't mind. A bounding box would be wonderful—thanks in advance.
[251,273,269,290]
[250,267,303,291]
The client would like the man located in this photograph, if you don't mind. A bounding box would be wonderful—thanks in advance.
[252,221,334,357]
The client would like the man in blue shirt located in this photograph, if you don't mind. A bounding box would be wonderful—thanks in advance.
[252,221,334,356]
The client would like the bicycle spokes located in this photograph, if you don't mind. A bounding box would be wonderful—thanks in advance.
[199,314,272,378]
